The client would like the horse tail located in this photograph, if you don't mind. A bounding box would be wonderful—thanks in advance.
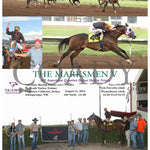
[58,36,72,54]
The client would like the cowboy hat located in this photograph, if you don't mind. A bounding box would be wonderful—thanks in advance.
[32,118,38,121]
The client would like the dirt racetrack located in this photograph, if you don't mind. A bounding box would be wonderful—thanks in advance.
[3,0,147,16]
[43,54,147,69]
[24,143,147,150]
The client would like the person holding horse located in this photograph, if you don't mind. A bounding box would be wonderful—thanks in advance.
[6,22,25,54]
[15,39,42,69]
[122,116,130,148]
[89,22,115,51]
[5,123,18,150]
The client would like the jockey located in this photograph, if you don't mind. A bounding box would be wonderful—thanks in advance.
[104,107,111,124]
[89,22,114,51]
[6,22,25,53]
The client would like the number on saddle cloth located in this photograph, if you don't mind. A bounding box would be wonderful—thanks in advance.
[88,33,103,43]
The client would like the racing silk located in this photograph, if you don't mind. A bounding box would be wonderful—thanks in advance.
[93,22,112,32]
[105,111,111,119]
[6,26,25,45]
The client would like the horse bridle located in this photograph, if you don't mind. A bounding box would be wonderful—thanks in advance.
[115,27,135,37]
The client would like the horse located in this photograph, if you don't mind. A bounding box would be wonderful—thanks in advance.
[88,113,124,144]
[44,0,56,7]
[69,0,80,6]
[98,0,121,13]
[5,41,23,69]
[54,23,136,68]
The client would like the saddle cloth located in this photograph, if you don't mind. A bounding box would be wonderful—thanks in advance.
[103,121,113,126]
[88,33,103,43]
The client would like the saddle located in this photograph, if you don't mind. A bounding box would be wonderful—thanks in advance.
[88,33,103,43]
[103,120,113,126]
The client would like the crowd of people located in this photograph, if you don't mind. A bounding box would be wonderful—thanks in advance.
[5,113,146,150]
[122,114,146,149]
[5,118,41,150]
[67,117,93,147]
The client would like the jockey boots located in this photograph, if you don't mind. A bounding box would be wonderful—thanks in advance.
[90,31,104,51]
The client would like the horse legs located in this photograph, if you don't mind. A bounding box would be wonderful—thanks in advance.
[119,48,132,64]
[70,48,84,68]
[98,0,101,8]
[57,50,72,66]
[117,1,121,9]
[102,2,108,12]
[101,133,105,145]
[113,47,132,64]
[112,3,117,13]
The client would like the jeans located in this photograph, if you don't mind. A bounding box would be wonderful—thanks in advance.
[10,136,16,150]
[32,132,39,149]
[77,130,82,145]
[83,130,89,144]
[68,132,75,147]
[125,130,130,147]
[137,132,144,149]
[17,134,25,150]
[130,131,137,148]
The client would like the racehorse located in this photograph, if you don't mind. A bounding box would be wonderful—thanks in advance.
[88,113,124,144]
[98,0,121,13]
[5,41,23,69]
[44,0,56,7]
[69,0,80,6]
[55,23,136,68]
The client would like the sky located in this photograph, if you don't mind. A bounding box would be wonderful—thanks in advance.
[2,17,42,40]
[1,69,141,126]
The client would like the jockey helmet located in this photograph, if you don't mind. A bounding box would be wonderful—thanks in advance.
[104,107,107,111]
[14,25,20,30]
[106,23,111,29]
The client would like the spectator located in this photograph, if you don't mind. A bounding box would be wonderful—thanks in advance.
[16,120,25,150]
[5,123,17,150]
[82,118,91,145]
[137,114,146,149]
[30,118,41,150]
[68,120,77,147]
[76,118,83,146]
[129,117,137,149]
[122,116,130,148]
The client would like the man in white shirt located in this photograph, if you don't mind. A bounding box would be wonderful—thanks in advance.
[76,118,83,145]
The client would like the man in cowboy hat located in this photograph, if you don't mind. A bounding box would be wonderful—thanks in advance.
[6,22,25,53]
[30,118,41,150]
[15,39,42,69]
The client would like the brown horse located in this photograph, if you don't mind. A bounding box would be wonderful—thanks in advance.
[98,0,121,13]
[5,41,23,69]
[55,24,136,68]
[88,113,124,144]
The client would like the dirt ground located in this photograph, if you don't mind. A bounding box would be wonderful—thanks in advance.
[24,143,147,150]
[3,0,147,16]
[43,54,147,69]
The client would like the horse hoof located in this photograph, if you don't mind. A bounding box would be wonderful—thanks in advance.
[45,5,47,8]
[114,10,117,13]
[52,63,58,67]
[126,59,132,65]
[118,141,121,145]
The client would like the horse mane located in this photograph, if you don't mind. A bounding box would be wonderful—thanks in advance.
[95,115,103,124]
[114,24,124,28]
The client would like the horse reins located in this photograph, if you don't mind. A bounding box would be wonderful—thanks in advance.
[115,27,134,37]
